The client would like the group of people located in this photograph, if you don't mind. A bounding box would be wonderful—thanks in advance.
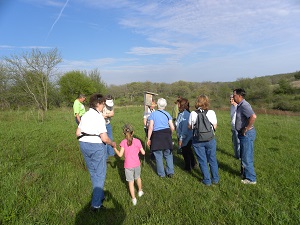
[73,88,257,210]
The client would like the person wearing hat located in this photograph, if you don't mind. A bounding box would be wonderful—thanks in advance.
[73,94,86,125]
[147,98,175,178]
[103,95,115,157]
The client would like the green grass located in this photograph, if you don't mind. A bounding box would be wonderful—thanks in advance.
[1,107,300,224]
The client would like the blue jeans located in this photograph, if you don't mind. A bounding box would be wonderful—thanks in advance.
[153,149,174,177]
[192,138,219,185]
[79,142,107,208]
[238,128,256,182]
[232,129,240,159]
[106,123,115,157]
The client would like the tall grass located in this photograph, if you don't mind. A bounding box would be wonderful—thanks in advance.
[1,107,299,224]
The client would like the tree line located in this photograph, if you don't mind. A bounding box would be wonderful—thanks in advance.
[1,48,300,114]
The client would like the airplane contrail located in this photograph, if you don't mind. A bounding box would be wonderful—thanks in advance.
[46,0,70,41]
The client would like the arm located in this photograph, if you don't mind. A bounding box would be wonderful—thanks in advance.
[103,109,114,119]
[169,119,175,132]
[213,124,217,130]
[243,114,256,135]
[75,113,81,123]
[100,132,116,148]
[76,127,81,137]
[147,120,154,147]
[140,147,145,155]
[114,146,124,157]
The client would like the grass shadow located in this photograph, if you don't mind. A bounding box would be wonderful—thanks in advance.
[217,147,236,159]
[75,191,126,225]
[217,147,241,177]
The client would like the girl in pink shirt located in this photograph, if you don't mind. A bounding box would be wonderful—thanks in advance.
[114,124,145,206]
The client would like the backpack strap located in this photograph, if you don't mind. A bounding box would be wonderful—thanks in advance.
[77,132,99,140]
[158,110,170,121]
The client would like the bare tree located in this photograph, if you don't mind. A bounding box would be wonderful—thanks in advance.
[4,48,62,111]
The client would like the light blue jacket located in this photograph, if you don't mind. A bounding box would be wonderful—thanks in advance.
[176,110,193,147]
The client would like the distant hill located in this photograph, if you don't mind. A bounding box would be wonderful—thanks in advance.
[107,71,300,112]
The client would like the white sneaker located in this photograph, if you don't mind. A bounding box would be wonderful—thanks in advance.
[132,198,137,206]
[138,190,144,197]
[241,179,257,185]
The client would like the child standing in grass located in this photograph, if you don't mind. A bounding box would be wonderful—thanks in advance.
[114,124,145,206]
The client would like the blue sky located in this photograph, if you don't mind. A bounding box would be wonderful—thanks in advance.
[1,0,300,85]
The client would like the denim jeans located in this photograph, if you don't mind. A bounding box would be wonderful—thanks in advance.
[192,138,219,185]
[153,149,174,177]
[106,123,115,157]
[232,129,240,159]
[79,142,107,208]
[238,128,256,182]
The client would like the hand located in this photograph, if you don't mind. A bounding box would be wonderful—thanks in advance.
[178,141,182,148]
[242,127,248,136]
[111,142,116,148]
[147,139,151,147]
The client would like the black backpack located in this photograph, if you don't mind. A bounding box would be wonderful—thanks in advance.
[193,109,214,142]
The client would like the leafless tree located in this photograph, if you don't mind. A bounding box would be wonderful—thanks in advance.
[4,48,62,112]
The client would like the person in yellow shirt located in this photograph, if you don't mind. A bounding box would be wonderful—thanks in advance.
[73,94,86,125]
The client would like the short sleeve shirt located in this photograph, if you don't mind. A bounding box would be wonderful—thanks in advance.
[148,110,172,131]
[188,109,217,129]
[102,106,113,125]
[235,99,255,132]
[143,107,155,128]
[73,99,86,116]
[120,138,142,169]
[78,108,107,143]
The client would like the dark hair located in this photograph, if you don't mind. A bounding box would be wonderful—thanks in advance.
[174,96,182,104]
[195,95,210,110]
[106,94,113,100]
[89,93,105,108]
[233,88,246,97]
[178,98,190,112]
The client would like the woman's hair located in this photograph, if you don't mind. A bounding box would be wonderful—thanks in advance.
[89,93,105,108]
[157,98,167,109]
[195,95,210,110]
[106,94,113,100]
[178,98,190,112]
[123,124,134,146]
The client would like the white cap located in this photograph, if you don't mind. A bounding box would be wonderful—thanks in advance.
[106,99,114,107]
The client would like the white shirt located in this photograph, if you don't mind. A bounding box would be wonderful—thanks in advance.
[188,109,217,129]
[103,105,113,125]
[78,108,107,143]
[143,107,155,128]
[230,104,237,130]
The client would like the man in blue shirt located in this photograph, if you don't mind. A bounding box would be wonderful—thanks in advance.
[233,88,257,185]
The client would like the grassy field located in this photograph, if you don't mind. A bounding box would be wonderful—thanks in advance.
[1,106,299,225]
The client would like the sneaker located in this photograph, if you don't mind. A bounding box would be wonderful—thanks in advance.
[132,198,137,206]
[241,179,257,185]
[90,205,105,212]
[138,190,144,197]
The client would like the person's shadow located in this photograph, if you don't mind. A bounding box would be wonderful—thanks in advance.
[75,190,126,225]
